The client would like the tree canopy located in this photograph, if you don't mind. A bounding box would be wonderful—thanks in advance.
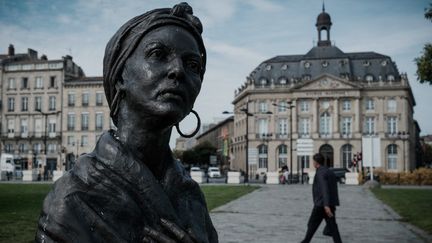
[415,3,432,85]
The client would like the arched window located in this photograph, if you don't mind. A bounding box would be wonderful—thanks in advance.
[341,144,352,168]
[387,144,398,170]
[278,145,288,168]
[258,144,268,169]
[320,112,331,136]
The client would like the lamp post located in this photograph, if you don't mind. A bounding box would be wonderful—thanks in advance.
[223,105,272,183]
[272,101,296,183]
[36,109,60,173]
[398,131,409,172]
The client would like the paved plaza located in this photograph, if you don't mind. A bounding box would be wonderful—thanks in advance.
[210,185,431,243]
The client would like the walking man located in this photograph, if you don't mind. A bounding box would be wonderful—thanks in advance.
[301,153,342,243]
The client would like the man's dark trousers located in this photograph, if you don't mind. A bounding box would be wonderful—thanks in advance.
[301,206,342,243]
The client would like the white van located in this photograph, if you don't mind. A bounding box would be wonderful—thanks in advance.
[0,153,15,180]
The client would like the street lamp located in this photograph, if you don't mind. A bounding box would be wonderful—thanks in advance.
[223,106,272,183]
[36,109,61,173]
[272,101,296,183]
[398,131,409,172]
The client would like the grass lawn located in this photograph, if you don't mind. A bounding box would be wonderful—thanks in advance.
[371,188,432,234]
[0,183,257,243]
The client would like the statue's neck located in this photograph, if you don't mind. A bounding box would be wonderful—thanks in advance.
[115,104,173,180]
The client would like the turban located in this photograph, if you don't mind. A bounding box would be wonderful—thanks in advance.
[103,2,206,126]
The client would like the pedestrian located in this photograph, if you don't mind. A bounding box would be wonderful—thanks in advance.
[301,153,342,243]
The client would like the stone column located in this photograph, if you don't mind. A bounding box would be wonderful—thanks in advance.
[333,98,339,134]
[354,98,360,134]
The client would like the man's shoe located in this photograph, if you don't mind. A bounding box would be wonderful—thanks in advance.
[323,225,332,237]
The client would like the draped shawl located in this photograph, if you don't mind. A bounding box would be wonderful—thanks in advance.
[36,131,218,243]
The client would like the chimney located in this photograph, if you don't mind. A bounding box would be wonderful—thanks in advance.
[8,44,15,56]
[28,48,38,59]
[41,54,48,60]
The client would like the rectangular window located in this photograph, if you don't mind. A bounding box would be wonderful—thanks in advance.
[258,101,267,113]
[82,92,89,106]
[48,144,56,154]
[50,76,56,88]
[19,143,28,153]
[35,77,43,89]
[387,116,398,134]
[300,156,310,169]
[8,97,15,112]
[68,93,75,107]
[278,119,288,135]
[300,100,309,112]
[21,97,28,111]
[81,113,89,131]
[81,135,88,146]
[49,96,56,111]
[299,118,310,137]
[319,113,331,136]
[341,117,352,136]
[7,119,15,134]
[258,119,268,137]
[95,113,103,131]
[342,100,351,111]
[48,119,56,133]
[278,101,287,112]
[67,113,75,131]
[364,117,375,134]
[33,143,41,153]
[67,136,75,146]
[96,92,104,106]
[21,77,28,89]
[5,144,13,153]
[387,98,397,112]
[365,98,374,111]
[8,78,16,90]
[35,96,42,111]
[20,119,28,135]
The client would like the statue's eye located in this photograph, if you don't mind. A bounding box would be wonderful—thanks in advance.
[186,59,201,74]
[147,48,165,59]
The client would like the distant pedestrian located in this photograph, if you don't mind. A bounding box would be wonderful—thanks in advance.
[301,153,342,243]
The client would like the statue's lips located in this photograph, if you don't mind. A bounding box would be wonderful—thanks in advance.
[157,89,186,103]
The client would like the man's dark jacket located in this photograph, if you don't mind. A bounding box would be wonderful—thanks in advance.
[312,166,339,207]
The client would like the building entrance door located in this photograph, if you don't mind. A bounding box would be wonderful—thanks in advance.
[319,144,333,167]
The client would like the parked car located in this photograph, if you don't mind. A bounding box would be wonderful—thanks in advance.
[208,167,221,178]
[328,167,350,184]
[190,167,201,172]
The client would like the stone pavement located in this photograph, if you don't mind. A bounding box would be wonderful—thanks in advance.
[210,185,431,243]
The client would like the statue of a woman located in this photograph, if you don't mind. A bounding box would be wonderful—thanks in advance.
[36,3,218,242]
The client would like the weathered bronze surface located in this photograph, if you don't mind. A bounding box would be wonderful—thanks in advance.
[36,3,218,242]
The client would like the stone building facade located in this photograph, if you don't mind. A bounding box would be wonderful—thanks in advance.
[62,76,112,170]
[195,116,234,169]
[0,45,84,177]
[0,45,115,179]
[231,9,419,179]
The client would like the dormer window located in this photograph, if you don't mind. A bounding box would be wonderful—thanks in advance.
[387,74,395,82]
[381,60,388,66]
[321,61,329,67]
[363,61,371,67]
[279,78,287,85]
[304,62,311,69]
[281,64,288,70]
[365,74,374,82]
[303,75,311,81]
[265,64,272,71]
[260,78,268,86]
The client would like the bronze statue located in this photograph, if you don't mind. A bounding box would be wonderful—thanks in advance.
[36,3,218,242]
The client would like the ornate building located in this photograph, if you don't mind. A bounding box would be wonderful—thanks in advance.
[230,8,418,179]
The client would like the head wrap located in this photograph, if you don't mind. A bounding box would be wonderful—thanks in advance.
[103,2,206,126]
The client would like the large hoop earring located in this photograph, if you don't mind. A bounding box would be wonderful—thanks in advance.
[176,110,201,138]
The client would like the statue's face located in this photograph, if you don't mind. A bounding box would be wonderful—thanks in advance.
[121,25,203,125]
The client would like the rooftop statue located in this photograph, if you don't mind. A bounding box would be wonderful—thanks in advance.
[36,3,218,242]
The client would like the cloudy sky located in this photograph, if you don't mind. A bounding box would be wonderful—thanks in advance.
[0,0,431,148]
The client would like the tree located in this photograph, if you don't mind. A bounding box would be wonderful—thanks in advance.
[415,3,432,85]
[423,143,432,166]
[180,141,217,166]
